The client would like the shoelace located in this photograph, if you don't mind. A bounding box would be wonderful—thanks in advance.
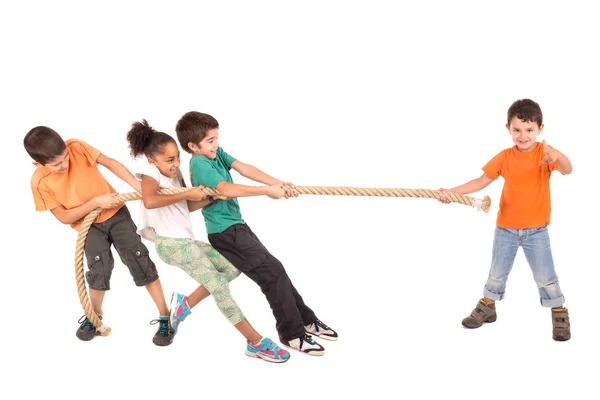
[150,319,170,336]
[78,315,98,329]
[264,340,276,350]
[314,320,332,331]
[301,334,318,345]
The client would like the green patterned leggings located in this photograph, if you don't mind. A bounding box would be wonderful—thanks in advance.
[155,235,245,325]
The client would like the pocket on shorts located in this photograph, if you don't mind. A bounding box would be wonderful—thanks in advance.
[128,242,157,283]
[85,252,108,290]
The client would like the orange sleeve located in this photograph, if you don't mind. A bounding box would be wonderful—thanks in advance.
[31,176,61,211]
[68,139,101,167]
[482,151,504,180]
[547,161,558,173]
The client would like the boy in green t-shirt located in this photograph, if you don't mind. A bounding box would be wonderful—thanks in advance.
[175,111,337,356]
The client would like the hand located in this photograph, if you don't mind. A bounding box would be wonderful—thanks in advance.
[95,193,123,209]
[186,186,208,201]
[266,184,285,200]
[437,188,451,204]
[277,181,297,198]
[214,194,230,201]
[540,140,560,164]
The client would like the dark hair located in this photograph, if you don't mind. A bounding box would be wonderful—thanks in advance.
[507,99,543,127]
[175,111,219,154]
[126,119,176,158]
[24,126,67,165]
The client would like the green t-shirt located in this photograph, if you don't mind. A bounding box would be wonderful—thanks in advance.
[189,147,245,234]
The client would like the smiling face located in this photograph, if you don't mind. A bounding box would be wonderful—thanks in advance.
[148,140,181,178]
[190,128,219,159]
[42,149,70,173]
[507,116,544,152]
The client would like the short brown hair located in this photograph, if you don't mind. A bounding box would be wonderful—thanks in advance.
[507,99,543,127]
[175,111,219,153]
[23,126,67,165]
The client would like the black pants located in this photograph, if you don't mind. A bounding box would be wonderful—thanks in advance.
[208,223,317,341]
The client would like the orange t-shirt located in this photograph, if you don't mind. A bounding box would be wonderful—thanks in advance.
[483,142,558,229]
[30,139,123,231]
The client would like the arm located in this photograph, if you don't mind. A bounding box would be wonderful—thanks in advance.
[187,199,211,212]
[541,141,572,175]
[141,175,207,209]
[555,153,573,175]
[49,193,121,225]
[230,160,282,185]
[97,154,142,192]
[50,200,102,225]
[215,180,283,199]
[177,175,211,212]
[448,173,494,195]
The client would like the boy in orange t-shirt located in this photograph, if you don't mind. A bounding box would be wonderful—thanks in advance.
[25,126,173,345]
[440,99,573,341]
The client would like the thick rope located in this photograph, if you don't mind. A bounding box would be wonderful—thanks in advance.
[74,186,490,330]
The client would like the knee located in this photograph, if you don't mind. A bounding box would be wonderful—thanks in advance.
[226,268,242,282]
[206,274,229,294]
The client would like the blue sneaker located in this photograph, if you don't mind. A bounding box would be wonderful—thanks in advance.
[150,316,174,346]
[169,292,192,335]
[245,337,290,363]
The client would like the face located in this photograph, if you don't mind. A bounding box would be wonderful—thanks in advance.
[42,149,70,173]
[148,141,181,178]
[506,116,544,152]
[190,128,219,159]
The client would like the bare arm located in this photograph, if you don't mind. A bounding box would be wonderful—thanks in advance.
[555,153,573,175]
[97,154,141,192]
[216,181,270,198]
[50,193,121,225]
[448,173,494,195]
[141,175,207,209]
[231,160,282,185]
[187,199,211,212]
[215,180,286,199]
[177,176,211,212]
[541,141,573,175]
[50,201,101,225]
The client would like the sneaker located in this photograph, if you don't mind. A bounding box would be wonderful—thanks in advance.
[305,319,338,341]
[169,292,192,335]
[281,334,325,356]
[462,298,497,329]
[150,316,174,346]
[245,337,290,363]
[76,315,102,341]
[552,307,571,341]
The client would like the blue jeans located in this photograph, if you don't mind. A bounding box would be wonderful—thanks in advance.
[483,226,565,308]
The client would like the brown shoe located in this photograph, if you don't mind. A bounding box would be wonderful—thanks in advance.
[462,299,497,329]
[552,307,571,341]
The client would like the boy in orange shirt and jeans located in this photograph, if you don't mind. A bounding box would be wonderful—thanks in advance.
[440,99,572,341]
[25,126,174,345]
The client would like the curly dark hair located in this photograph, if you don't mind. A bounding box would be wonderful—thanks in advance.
[126,119,176,158]
[507,99,543,127]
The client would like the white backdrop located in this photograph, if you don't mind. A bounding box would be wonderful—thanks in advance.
[2,1,599,399]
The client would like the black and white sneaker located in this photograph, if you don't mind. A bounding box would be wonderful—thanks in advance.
[281,334,325,356]
[305,319,338,341]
